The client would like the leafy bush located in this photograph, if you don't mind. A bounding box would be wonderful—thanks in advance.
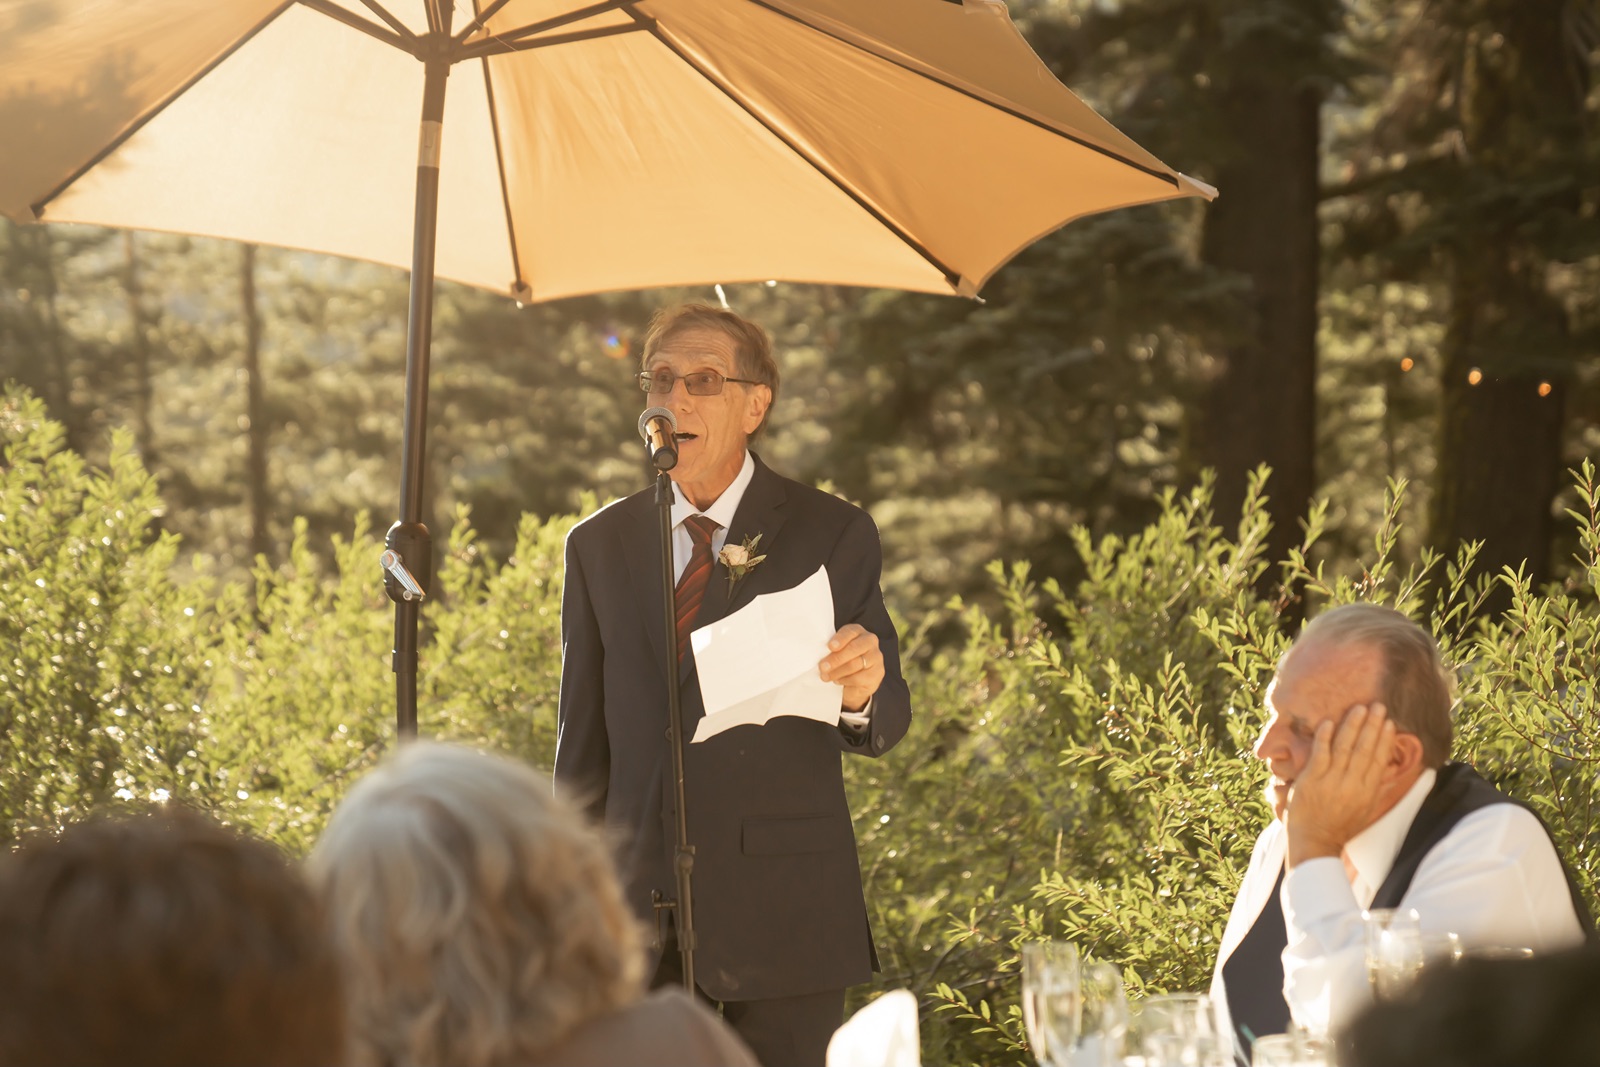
[851,466,1600,1065]
[1,391,222,834]
[0,387,571,852]
[4,390,1597,1067]
[846,474,1290,1063]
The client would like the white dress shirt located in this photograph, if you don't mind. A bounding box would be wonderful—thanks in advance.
[670,451,756,583]
[1211,768,1586,1055]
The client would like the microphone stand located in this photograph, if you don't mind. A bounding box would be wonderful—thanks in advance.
[652,467,698,992]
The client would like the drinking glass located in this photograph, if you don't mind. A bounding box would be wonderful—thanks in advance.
[1126,993,1228,1067]
[1465,945,1535,961]
[1363,907,1424,1001]
[1421,930,1464,966]
[1021,940,1081,1066]
[1250,1030,1331,1067]
[1072,961,1128,1067]
[1250,1036,1295,1067]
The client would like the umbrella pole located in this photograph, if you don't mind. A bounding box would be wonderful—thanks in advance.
[383,42,452,741]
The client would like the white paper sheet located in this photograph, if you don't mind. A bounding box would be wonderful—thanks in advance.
[689,565,839,743]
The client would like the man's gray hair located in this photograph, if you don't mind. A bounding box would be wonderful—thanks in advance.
[307,742,644,1067]
[1297,603,1454,768]
[640,303,781,437]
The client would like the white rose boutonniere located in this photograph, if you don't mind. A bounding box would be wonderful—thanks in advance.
[718,534,767,593]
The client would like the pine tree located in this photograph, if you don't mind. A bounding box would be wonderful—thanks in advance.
[1037,0,1350,578]
[1330,0,1600,604]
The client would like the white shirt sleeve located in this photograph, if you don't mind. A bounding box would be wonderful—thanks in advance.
[839,699,872,731]
[1281,803,1586,1036]
[1280,857,1364,1036]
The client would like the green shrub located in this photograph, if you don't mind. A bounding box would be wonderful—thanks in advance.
[851,466,1600,1066]
[421,501,577,766]
[0,390,222,836]
[846,473,1291,1063]
[1,388,574,852]
[192,516,394,853]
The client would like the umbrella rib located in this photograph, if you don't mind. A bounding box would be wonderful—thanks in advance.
[300,0,417,52]
[455,0,516,43]
[624,9,967,294]
[31,0,303,219]
[354,0,418,41]
[457,23,649,61]
[455,0,633,46]
[745,0,1179,188]
[477,55,528,297]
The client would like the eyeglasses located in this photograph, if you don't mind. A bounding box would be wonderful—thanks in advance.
[637,369,761,396]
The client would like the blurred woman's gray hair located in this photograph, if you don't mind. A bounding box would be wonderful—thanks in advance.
[306,742,644,1067]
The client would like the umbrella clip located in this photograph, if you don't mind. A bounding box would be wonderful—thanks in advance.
[380,549,427,601]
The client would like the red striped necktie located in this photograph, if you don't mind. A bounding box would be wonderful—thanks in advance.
[675,514,722,661]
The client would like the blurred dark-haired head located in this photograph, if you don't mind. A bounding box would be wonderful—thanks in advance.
[0,806,345,1067]
[1339,947,1600,1067]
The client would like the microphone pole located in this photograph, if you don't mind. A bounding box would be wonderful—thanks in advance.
[639,408,697,992]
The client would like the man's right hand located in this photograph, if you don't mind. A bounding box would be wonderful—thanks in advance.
[1285,703,1396,868]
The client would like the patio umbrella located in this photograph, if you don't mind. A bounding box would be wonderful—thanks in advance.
[0,0,1216,737]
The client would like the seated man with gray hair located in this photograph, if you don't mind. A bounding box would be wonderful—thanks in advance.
[1209,603,1593,1061]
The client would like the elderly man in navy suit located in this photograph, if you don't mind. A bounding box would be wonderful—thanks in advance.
[555,304,912,1067]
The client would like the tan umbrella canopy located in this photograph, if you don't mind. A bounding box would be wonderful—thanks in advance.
[0,0,1216,734]
[1,0,1214,299]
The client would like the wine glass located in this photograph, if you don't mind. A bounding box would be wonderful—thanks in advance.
[1250,1035,1295,1067]
[1074,961,1128,1067]
[1250,1029,1331,1067]
[1363,907,1424,1001]
[1021,940,1081,1066]
[1466,945,1535,961]
[1421,930,1464,967]
[1126,993,1228,1067]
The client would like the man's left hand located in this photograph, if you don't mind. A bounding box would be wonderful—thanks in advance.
[1285,703,1396,867]
[819,623,883,713]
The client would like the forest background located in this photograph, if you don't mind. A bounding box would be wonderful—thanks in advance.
[3,1,1599,1064]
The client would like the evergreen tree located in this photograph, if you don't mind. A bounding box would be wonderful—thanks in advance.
[0,221,126,457]
[815,0,1345,608]
[1330,0,1600,604]
[1030,0,1350,579]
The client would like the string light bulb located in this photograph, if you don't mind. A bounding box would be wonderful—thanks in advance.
[1400,357,1414,372]
[1467,368,1483,386]
[1538,381,1552,397]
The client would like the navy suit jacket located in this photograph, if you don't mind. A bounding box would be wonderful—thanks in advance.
[554,454,912,1002]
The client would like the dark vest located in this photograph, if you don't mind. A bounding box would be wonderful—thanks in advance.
[1220,864,1290,1060]
[1369,762,1596,938]
[1221,762,1596,1063]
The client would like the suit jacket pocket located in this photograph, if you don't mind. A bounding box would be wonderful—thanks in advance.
[741,814,840,856]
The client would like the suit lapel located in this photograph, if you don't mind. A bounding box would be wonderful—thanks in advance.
[621,491,670,688]
[700,455,790,627]
[680,455,789,694]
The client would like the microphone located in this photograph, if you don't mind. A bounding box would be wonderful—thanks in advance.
[638,406,678,471]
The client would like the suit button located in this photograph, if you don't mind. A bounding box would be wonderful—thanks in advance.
[874,734,885,752]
